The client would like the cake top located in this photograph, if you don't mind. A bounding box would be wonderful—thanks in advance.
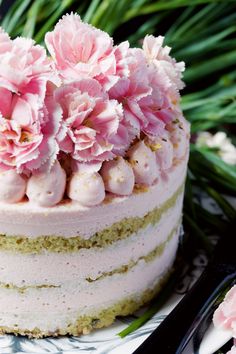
[0,13,189,207]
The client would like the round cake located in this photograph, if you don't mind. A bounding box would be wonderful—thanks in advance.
[0,14,189,337]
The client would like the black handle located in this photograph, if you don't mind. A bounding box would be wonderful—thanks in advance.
[133,266,236,354]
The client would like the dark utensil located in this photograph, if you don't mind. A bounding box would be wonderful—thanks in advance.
[134,220,236,354]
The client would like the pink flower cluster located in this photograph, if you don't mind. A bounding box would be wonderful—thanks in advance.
[0,13,185,173]
[0,28,61,173]
[213,285,236,354]
[214,284,236,335]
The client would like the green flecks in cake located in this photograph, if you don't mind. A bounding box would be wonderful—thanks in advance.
[0,269,172,338]
[0,282,60,294]
[0,184,184,254]
[86,223,179,283]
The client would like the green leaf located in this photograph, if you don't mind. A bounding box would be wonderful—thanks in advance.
[175,26,236,59]
[189,147,236,194]
[125,0,229,20]
[34,0,74,43]
[1,0,31,35]
[196,147,236,181]
[204,186,236,221]
[83,0,100,23]
[22,0,44,38]
[183,214,213,254]
[184,50,236,83]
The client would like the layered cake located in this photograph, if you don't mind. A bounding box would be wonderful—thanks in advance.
[0,14,190,337]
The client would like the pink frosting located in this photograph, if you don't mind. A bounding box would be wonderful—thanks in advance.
[152,133,174,170]
[0,169,26,203]
[213,285,236,338]
[68,171,105,206]
[127,140,159,186]
[26,160,66,207]
[100,157,134,195]
[167,115,190,160]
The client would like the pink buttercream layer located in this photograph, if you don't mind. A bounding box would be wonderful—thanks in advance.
[0,194,182,286]
[0,233,178,331]
[0,154,188,238]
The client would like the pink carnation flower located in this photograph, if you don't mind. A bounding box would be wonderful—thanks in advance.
[109,48,176,138]
[142,35,185,97]
[227,346,236,354]
[0,28,59,101]
[0,89,62,173]
[213,285,236,338]
[54,78,128,165]
[45,13,117,90]
[0,27,11,53]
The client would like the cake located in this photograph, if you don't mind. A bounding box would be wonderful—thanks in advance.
[0,14,190,337]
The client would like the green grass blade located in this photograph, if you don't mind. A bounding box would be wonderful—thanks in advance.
[1,0,31,35]
[168,3,219,42]
[184,51,236,83]
[34,0,74,43]
[125,0,228,20]
[204,186,236,221]
[22,0,44,38]
[175,26,236,59]
[83,0,100,23]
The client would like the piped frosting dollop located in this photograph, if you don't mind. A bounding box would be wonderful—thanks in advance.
[154,134,174,170]
[168,116,190,160]
[0,169,26,203]
[101,157,134,196]
[26,161,66,207]
[127,141,159,186]
[68,172,105,206]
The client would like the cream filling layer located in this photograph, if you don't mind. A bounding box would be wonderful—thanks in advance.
[0,193,183,286]
[0,183,183,253]
[0,156,188,238]
[0,233,178,332]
